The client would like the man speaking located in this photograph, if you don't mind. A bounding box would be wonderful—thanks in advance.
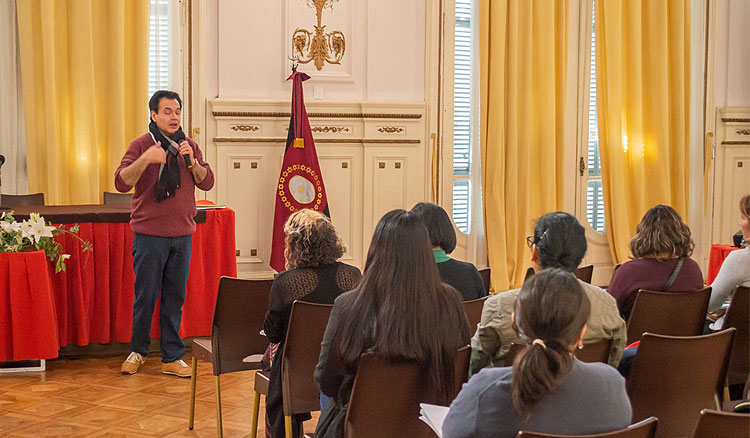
[115,90,214,377]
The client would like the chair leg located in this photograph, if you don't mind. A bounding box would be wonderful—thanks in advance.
[215,375,223,438]
[250,390,261,438]
[188,358,197,430]
[285,415,292,438]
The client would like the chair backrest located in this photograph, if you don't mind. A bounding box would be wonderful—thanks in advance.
[574,338,612,364]
[281,301,334,416]
[452,345,471,399]
[2,193,45,206]
[463,296,488,331]
[722,286,749,384]
[575,264,594,284]
[691,409,749,438]
[103,191,133,205]
[524,267,535,283]
[478,267,491,293]
[516,416,658,438]
[211,277,272,375]
[505,342,527,367]
[506,339,612,367]
[627,330,735,438]
[626,287,712,345]
[345,347,470,438]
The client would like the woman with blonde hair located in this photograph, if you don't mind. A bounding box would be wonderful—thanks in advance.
[607,205,704,320]
[706,194,750,331]
[263,209,361,438]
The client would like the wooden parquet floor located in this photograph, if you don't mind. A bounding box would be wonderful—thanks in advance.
[0,355,320,437]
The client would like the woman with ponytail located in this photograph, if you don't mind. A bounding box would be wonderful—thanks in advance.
[443,269,631,437]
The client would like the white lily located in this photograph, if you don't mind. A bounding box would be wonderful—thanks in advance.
[25,215,55,244]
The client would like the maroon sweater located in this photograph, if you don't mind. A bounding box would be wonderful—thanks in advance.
[607,257,704,320]
[114,133,215,237]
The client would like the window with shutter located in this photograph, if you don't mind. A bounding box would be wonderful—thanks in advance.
[452,0,473,233]
[149,0,171,98]
[586,1,605,233]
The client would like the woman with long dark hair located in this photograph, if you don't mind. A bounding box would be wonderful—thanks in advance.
[313,209,471,437]
[443,269,631,437]
[262,209,361,438]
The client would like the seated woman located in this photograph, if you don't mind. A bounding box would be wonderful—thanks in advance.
[313,209,471,437]
[470,212,625,372]
[443,269,632,438]
[263,209,361,438]
[707,194,750,331]
[608,205,704,321]
[411,202,487,300]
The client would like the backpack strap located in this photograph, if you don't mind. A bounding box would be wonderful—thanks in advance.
[662,257,685,290]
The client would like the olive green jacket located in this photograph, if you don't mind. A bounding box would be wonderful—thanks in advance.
[469,279,626,374]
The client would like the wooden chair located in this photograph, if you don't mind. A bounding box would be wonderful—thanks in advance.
[258,301,333,438]
[627,330,735,438]
[516,417,658,438]
[463,296,488,331]
[575,264,594,284]
[344,346,471,438]
[478,267,491,293]
[574,338,612,364]
[1,193,45,206]
[505,339,613,367]
[722,286,749,386]
[625,287,712,345]
[452,345,471,397]
[691,409,749,438]
[103,191,132,205]
[188,277,273,438]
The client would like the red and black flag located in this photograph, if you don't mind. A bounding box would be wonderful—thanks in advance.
[270,72,330,272]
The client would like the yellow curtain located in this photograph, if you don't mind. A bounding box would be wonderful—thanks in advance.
[595,0,691,263]
[479,0,569,292]
[16,0,149,205]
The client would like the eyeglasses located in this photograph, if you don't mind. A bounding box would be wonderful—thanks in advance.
[526,235,535,248]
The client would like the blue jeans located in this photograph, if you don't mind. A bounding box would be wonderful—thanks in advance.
[129,232,192,363]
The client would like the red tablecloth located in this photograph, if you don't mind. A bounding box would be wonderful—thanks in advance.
[706,244,742,285]
[0,251,60,361]
[40,208,236,349]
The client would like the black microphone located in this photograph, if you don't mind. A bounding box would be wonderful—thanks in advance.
[172,130,192,169]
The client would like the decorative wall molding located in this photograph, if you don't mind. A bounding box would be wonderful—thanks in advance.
[230,124,260,132]
[213,111,422,119]
[736,129,750,136]
[720,118,750,123]
[214,137,421,144]
[377,126,405,134]
[721,141,750,145]
[311,126,350,133]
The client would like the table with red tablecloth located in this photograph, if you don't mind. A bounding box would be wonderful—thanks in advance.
[706,244,742,285]
[0,251,60,361]
[1,205,236,359]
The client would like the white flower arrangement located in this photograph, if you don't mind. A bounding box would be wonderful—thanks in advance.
[0,211,92,273]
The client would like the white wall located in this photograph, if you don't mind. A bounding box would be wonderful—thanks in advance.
[210,0,425,102]
[713,0,750,108]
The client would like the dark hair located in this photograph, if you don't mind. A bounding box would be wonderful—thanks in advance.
[740,194,750,220]
[511,268,591,418]
[149,90,182,113]
[283,209,343,270]
[532,212,587,272]
[329,209,470,403]
[410,202,457,253]
[630,205,693,259]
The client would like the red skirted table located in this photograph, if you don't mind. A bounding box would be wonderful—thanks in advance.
[0,251,60,361]
[6,205,237,350]
[706,244,742,285]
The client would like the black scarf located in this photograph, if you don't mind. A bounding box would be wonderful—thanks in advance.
[149,121,185,202]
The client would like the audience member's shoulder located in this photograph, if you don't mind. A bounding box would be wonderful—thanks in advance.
[580,280,617,307]
[334,288,358,305]
[574,360,625,386]
[447,258,480,273]
[469,365,513,386]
